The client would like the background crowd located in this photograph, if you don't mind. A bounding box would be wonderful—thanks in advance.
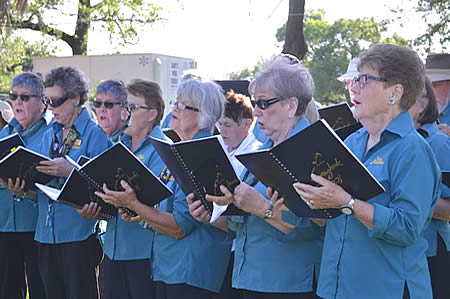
[0,45,449,299]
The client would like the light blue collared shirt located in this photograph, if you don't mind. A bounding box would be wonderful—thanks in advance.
[35,108,111,244]
[230,116,323,293]
[317,112,441,299]
[151,130,233,293]
[420,122,450,256]
[102,126,168,260]
[0,111,53,232]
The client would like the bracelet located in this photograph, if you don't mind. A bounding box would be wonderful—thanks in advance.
[12,194,25,202]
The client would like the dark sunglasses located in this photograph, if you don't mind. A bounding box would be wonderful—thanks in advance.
[253,97,282,110]
[43,96,70,108]
[91,100,122,109]
[8,93,40,102]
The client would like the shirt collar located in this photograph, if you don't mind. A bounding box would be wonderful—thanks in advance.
[382,111,414,138]
[420,122,440,137]
[192,129,212,140]
[52,107,91,134]
[8,109,52,133]
[261,116,310,149]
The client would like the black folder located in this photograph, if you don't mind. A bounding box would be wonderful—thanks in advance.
[319,102,362,139]
[235,119,385,219]
[36,142,173,218]
[0,133,25,160]
[149,135,247,216]
[0,146,53,190]
[162,128,181,143]
[443,171,450,188]
[214,80,250,97]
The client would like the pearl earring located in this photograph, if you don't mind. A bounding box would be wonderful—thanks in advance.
[388,98,395,105]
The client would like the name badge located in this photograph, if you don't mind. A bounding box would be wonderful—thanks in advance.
[73,139,82,148]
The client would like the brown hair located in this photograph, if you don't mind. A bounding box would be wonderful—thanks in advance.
[359,44,425,111]
[224,90,254,124]
[416,76,439,126]
[126,79,165,126]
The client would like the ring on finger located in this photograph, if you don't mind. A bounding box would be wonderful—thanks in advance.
[309,200,314,207]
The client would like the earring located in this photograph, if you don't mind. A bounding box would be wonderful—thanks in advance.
[388,98,395,105]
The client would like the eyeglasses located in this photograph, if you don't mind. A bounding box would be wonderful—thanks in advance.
[91,100,122,109]
[253,97,282,110]
[8,93,40,102]
[352,74,387,89]
[169,100,200,112]
[43,96,70,108]
[127,103,151,111]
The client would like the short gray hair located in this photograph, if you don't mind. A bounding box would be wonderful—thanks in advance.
[95,80,127,105]
[249,54,314,116]
[44,66,89,105]
[12,72,45,98]
[176,78,224,132]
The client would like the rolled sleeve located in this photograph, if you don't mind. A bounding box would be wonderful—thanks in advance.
[171,187,201,235]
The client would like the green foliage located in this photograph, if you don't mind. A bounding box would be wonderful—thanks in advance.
[230,60,264,81]
[0,34,54,93]
[389,0,449,52]
[276,10,410,105]
[6,0,163,54]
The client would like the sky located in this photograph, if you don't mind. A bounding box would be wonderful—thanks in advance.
[48,0,438,79]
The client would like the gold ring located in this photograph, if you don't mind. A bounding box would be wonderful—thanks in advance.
[309,200,314,207]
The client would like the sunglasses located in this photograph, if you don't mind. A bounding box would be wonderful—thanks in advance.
[169,100,200,112]
[127,103,152,111]
[8,93,40,102]
[253,97,282,110]
[91,100,122,109]
[43,96,70,108]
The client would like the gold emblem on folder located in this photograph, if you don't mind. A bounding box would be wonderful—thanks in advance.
[138,154,144,160]
[311,152,344,184]
[370,157,384,165]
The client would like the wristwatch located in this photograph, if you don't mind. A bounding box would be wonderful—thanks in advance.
[340,197,355,216]
[264,200,274,219]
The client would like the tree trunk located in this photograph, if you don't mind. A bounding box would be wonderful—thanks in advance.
[282,0,307,60]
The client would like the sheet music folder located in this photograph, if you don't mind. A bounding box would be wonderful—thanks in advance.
[319,102,362,140]
[149,135,248,216]
[36,142,173,218]
[236,119,385,219]
[0,145,53,190]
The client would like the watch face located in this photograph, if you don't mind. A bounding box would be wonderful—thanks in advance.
[264,209,274,218]
[341,207,353,216]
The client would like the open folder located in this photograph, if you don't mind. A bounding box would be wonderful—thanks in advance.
[0,145,53,190]
[149,135,248,219]
[236,119,385,219]
[35,142,172,218]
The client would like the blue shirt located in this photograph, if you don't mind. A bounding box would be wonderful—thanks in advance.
[439,104,450,126]
[420,122,450,256]
[151,130,233,293]
[317,112,441,299]
[230,116,323,293]
[0,111,53,232]
[35,108,111,244]
[161,112,172,129]
[102,126,168,260]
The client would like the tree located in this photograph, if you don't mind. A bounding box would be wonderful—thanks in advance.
[0,34,54,93]
[2,0,163,55]
[282,0,307,60]
[389,0,449,52]
[276,10,409,104]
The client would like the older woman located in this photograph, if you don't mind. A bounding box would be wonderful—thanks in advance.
[0,72,49,299]
[293,44,441,298]
[8,66,111,299]
[81,79,167,299]
[96,77,232,299]
[217,90,261,175]
[92,80,129,142]
[199,54,323,299]
[409,76,450,299]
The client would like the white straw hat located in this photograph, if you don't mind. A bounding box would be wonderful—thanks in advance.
[0,100,13,123]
